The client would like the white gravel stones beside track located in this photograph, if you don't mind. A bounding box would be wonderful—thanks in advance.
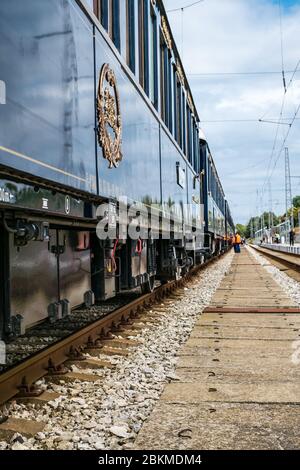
[1,252,233,451]
[248,245,300,305]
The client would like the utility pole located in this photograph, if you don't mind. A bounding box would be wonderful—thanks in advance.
[268,181,273,230]
[260,193,264,232]
[285,147,294,229]
[268,181,273,243]
[256,189,259,236]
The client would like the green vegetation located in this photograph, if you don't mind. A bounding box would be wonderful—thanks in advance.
[239,195,300,239]
[235,224,247,237]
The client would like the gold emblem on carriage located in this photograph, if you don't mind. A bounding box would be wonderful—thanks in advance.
[97,64,122,169]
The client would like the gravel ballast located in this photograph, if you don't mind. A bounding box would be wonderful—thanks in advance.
[0,252,234,451]
[248,245,300,306]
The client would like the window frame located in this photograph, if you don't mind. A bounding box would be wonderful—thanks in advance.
[110,0,120,51]
[149,4,158,108]
[138,0,149,93]
[182,92,186,155]
[98,0,109,31]
[126,0,135,73]
[160,33,173,130]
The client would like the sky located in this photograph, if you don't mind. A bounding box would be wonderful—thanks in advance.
[164,0,300,225]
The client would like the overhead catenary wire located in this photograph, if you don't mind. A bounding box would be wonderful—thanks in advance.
[255,4,300,216]
[188,69,300,77]
[268,101,300,179]
[278,0,287,93]
[259,54,300,202]
[258,100,300,212]
[258,5,300,215]
[202,118,300,123]
[167,0,205,13]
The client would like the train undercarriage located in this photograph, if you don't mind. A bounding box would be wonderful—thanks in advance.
[0,178,210,340]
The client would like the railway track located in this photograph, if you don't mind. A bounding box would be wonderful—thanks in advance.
[252,245,300,281]
[134,247,300,450]
[0,251,227,409]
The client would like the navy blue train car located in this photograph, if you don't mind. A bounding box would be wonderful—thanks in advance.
[200,130,234,253]
[0,0,233,337]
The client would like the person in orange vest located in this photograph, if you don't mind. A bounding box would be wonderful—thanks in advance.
[233,232,242,253]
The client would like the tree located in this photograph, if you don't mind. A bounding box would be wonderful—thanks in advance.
[286,195,300,227]
[238,196,300,238]
[243,212,279,239]
[235,224,246,237]
[293,195,300,209]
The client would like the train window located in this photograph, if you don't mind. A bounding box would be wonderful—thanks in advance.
[193,120,199,173]
[192,122,196,171]
[186,106,193,165]
[110,0,121,51]
[182,92,186,155]
[160,36,166,124]
[167,56,173,132]
[160,40,172,130]
[99,0,109,31]
[138,0,145,88]
[126,0,135,73]
[139,0,149,93]
[175,74,182,147]
[173,67,178,142]
[208,163,212,195]
[197,139,200,173]
[149,6,158,108]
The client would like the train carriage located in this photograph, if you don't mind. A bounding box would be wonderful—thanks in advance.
[200,131,233,253]
[0,0,233,338]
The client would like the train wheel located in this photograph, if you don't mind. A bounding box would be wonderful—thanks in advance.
[141,276,155,294]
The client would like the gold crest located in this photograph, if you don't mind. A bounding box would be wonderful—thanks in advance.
[97,64,123,169]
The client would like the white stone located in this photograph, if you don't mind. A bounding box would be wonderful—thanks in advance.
[94,440,105,450]
[56,441,74,450]
[109,425,130,439]
[57,431,73,442]
[71,397,86,405]
[84,421,97,430]
[11,442,29,450]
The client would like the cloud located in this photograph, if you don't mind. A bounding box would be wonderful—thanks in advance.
[164,0,300,224]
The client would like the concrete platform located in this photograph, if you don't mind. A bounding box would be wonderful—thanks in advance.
[134,403,300,450]
[134,249,300,450]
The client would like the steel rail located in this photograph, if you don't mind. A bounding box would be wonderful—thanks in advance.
[252,245,300,274]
